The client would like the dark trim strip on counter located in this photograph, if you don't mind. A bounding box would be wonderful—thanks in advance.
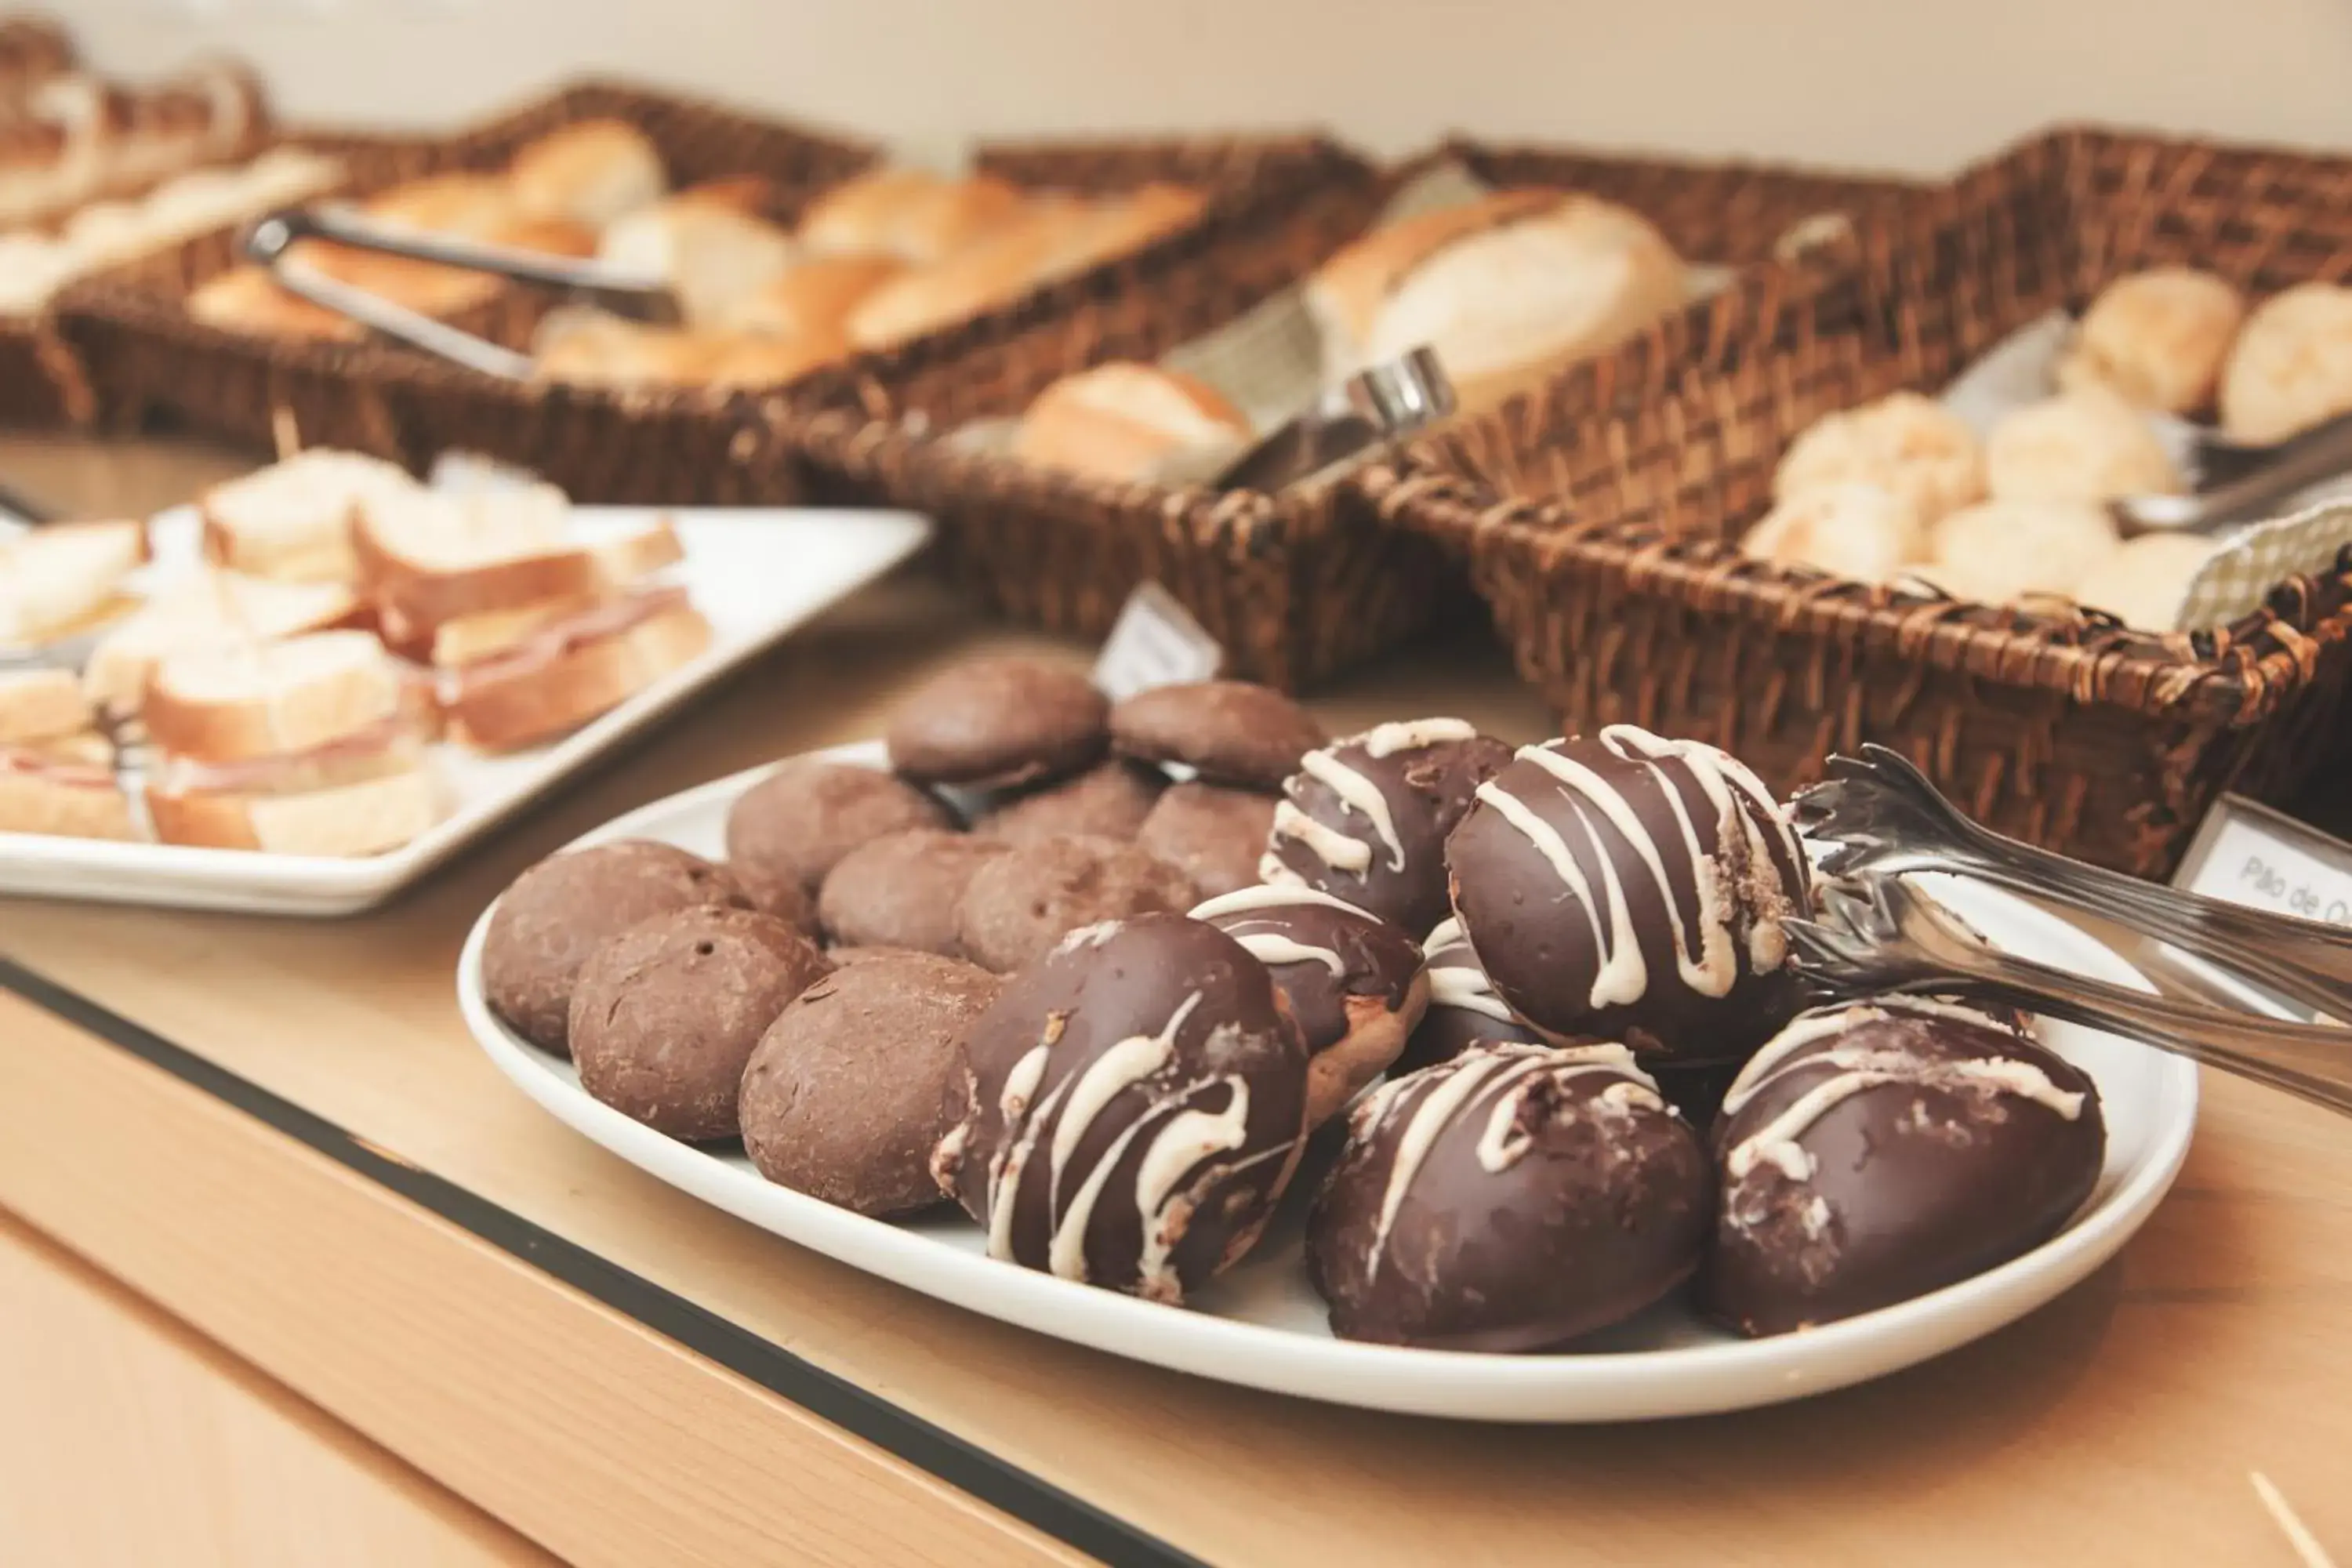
[0,954,1203,1568]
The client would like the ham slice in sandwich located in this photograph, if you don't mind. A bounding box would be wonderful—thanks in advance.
[353,485,712,752]
[0,667,133,841]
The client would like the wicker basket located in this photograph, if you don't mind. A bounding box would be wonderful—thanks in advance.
[773,140,1929,691]
[55,80,876,476]
[1363,124,2352,877]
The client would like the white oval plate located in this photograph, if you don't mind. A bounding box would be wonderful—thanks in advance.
[457,742,2198,1423]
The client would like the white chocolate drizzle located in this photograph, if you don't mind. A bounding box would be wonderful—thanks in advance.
[1272,799,1373,874]
[1190,884,1368,919]
[1192,884,1370,977]
[1471,776,1646,1007]
[1300,750,1406,872]
[1360,717,1478,758]
[1423,916,1517,1022]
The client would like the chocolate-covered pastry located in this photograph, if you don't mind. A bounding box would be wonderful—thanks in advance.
[1705,997,2104,1338]
[1307,1042,1708,1350]
[933,913,1310,1302]
[887,655,1108,789]
[1399,916,1546,1075]
[1137,781,1276,899]
[725,760,953,895]
[817,828,1007,956]
[568,907,830,1141]
[740,953,1000,1217]
[1263,719,1513,935]
[728,856,819,938]
[1446,726,1811,1062]
[1191,884,1427,1127]
[1109,680,1327,790]
[954,834,1196,974]
[482,840,751,1055]
[975,760,1164,844]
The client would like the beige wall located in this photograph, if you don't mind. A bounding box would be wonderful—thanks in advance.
[65,0,2352,176]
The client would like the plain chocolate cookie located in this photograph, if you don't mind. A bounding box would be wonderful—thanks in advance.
[816,829,1008,956]
[1136,782,1276,900]
[739,953,1001,1217]
[955,834,1198,973]
[724,760,953,895]
[885,655,1108,789]
[481,840,751,1056]
[567,907,831,1142]
[1110,680,1327,790]
[728,857,819,938]
[974,760,1165,845]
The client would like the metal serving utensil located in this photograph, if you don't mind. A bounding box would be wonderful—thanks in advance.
[1794,744,2352,1023]
[1788,875,2352,1118]
[2117,405,2352,535]
[241,204,682,381]
[1210,347,1456,492]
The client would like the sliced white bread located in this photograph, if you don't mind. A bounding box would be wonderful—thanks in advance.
[0,666,98,746]
[0,765,136,841]
[354,488,682,629]
[445,598,711,752]
[147,762,441,856]
[199,449,423,583]
[82,569,364,716]
[143,629,408,765]
[0,519,149,648]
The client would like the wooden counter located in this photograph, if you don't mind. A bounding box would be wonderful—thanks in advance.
[1,435,2347,1566]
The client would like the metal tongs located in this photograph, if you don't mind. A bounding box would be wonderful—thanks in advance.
[1789,744,2352,1116]
[1210,347,1456,492]
[241,203,681,382]
[2120,405,2352,534]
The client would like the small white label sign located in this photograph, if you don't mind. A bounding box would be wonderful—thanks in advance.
[2173,794,2352,930]
[1091,582,1223,700]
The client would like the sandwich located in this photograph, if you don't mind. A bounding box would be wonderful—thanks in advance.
[82,567,364,717]
[353,488,712,751]
[0,519,148,653]
[199,449,423,583]
[0,667,135,841]
[1305,189,1689,412]
[142,629,443,856]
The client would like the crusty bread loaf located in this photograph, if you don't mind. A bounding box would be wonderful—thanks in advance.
[1048,182,1203,274]
[0,668,97,746]
[508,118,666,230]
[597,199,797,327]
[186,265,365,341]
[446,598,713,751]
[725,254,904,337]
[200,449,421,583]
[0,767,136,842]
[365,172,520,239]
[143,629,408,765]
[800,169,1030,262]
[1306,190,1687,402]
[702,327,851,387]
[844,198,1098,349]
[147,762,441,856]
[1012,362,1251,485]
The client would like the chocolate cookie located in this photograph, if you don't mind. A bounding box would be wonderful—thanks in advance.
[1109,680,1327,789]
[1705,997,2105,1338]
[482,840,751,1055]
[1263,719,1512,935]
[824,945,933,965]
[728,857,818,938]
[1399,916,1546,1075]
[739,953,1000,1217]
[886,655,1107,789]
[1307,1042,1709,1351]
[816,829,1007,956]
[1192,884,1427,1128]
[1135,781,1275,899]
[725,760,953,895]
[973,760,1164,844]
[1445,725,1813,1062]
[954,834,1196,973]
[567,907,830,1142]
[933,913,1310,1301]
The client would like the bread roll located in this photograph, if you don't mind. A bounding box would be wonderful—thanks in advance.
[532,317,843,390]
[0,233,72,314]
[844,199,1098,349]
[1308,190,1687,397]
[1775,391,1987,525]
[671,175,776,216]
[2073,530,2213,632]
[508,118,666,230]
[726,254,904,337]
[800,168,1030,262]
[597,199,797,325]
[364,172,520,239]
[1926,499,2121,607]
[2222,281,2352,444]
[186,266,364,342]
[1012,362,1251,485]
[1739,483,1925,583]
[2058,267,2245,415]
[702,328,851,389]
[1987,385,2183,503]
[1049,182,1203,271]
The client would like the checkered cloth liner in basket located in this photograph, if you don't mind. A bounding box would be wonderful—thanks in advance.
[2182,495,2352,629]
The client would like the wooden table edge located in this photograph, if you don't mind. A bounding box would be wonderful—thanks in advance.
[0,960,1188,1568]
